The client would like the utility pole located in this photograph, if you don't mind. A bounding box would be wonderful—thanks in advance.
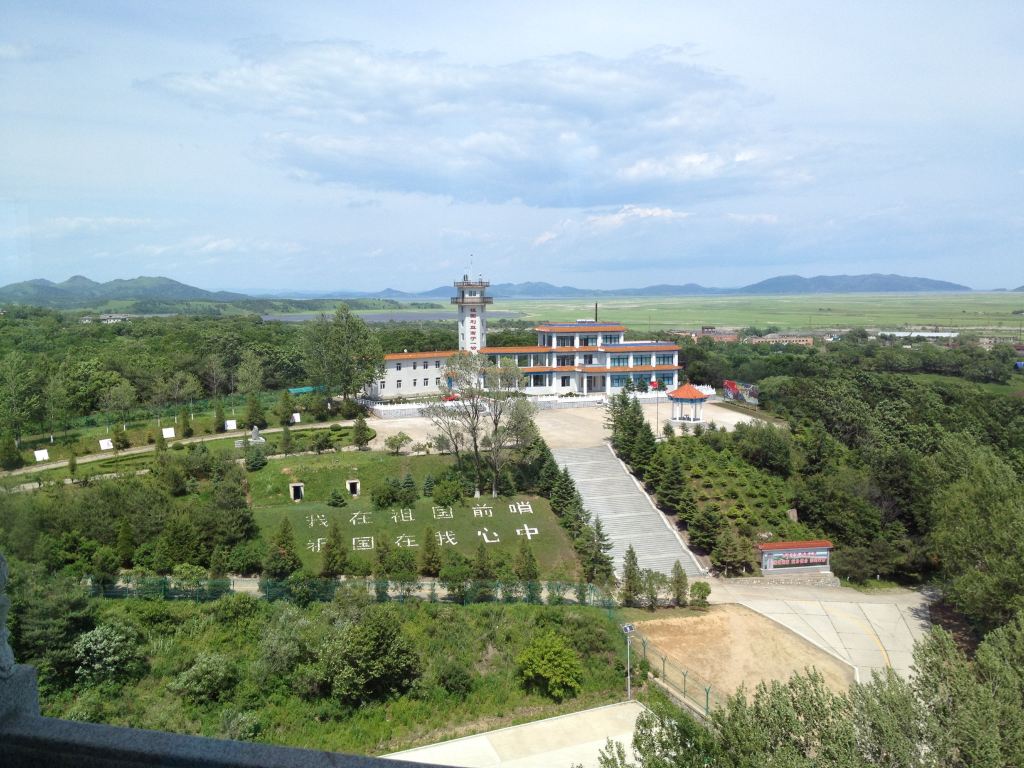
[622,623,635,700]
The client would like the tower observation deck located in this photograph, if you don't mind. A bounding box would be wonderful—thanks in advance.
[452,275,492,353]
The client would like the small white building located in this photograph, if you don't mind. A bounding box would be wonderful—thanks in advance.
[364,275,680,399]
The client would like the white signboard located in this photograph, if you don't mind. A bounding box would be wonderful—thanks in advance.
[224,419,237,430]
[162,427,176,439]
[292,412,301,424]
[99,438,114,451]
[34,449,50,462]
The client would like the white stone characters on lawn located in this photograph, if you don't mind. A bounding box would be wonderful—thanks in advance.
[508,501,533,515]
[349,512,371,525]
[477,528,500,544]
[395,534,418,548]
[436,530,458,546]
[472,504,493,518]
[306,514,328,528]
[352,536,375,551]
[516,525,539,541]
[392,509,415,523]
[306,537,327,552]
[432,506,454,519]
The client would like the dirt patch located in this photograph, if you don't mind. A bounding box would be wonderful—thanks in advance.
[636,603,855,696]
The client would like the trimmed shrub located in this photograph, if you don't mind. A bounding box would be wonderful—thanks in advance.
[170,653,237,704]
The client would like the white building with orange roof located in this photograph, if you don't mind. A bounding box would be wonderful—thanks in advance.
[363,275,680,399]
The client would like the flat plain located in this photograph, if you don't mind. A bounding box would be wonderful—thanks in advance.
[494,292,1024,333]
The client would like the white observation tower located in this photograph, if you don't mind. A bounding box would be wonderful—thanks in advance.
[452,274,492,353]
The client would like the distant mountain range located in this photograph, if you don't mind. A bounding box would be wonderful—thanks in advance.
[270,273,973,299]
[0,272,982,308]
[0,275,247,307]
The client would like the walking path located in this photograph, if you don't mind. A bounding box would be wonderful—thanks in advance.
[552,445,704,578]
[385,701,643,768]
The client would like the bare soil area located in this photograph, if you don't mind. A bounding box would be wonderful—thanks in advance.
[637,603,855,696]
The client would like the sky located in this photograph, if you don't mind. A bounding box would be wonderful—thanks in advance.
[1,1,1023,292]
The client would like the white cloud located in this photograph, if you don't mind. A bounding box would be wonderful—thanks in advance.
[726,213,778,224]
[586,205,691,230]
[533,231,558,246]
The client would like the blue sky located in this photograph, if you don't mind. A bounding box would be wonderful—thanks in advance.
[1,1,1022,291]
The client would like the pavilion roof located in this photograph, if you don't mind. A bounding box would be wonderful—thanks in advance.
[666,383,710,401]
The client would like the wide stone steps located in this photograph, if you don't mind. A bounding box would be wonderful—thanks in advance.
[552,445,704,578]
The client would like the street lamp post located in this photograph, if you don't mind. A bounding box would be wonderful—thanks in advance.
[622,623,635,700]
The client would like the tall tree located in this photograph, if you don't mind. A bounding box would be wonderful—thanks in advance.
[670,560,689,607]
[320,524,349,578]
[263,517,301,579]
[302,305,384,399]
[621,544,643,608]
[235,349,264,398]
[0,350,41,443]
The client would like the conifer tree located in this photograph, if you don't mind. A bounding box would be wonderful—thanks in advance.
[662,422,675,440]
[514,539,541,603]
[213,400,226,433]
[630,420,657,478]
[644,443,670,493]
[280,424,293,454]
[621,544,643,608]
[402,472,417,495]
[418,526,442,576]
[263,517,302,579]
[549,467,577,517]
[244,393,267,429]
[352,415,371,449]
[155,429,167,452]
[115,518,135,568]
[276,389,294,427]
[670,560,689,607]
[0,432,22,470]
[655,451,686,513]
[712,526,754,577]
[688,503,723,552]
[591,518,615,584]
[179,406,193,438]
[209,545,229,578]
[422,473,435,496]
[320,524,349,578]
[68,451,77,482]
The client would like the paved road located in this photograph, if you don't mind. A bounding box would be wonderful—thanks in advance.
[385,701,643,768]
[553,445,704,578]
[710,580,933,680]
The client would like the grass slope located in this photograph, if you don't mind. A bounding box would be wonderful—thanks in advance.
[249,451,578,577]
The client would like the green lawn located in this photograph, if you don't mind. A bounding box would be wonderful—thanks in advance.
[249,451,579,577]
[498,293,1024,333]
[904,372,1024,397]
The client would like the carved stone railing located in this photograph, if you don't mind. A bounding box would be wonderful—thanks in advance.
[0,552,450,768]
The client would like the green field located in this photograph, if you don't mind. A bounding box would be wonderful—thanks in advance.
[249,451,579,577]
[497,293,1024,334]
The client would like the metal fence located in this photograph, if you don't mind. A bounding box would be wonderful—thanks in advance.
[629,628,725,716]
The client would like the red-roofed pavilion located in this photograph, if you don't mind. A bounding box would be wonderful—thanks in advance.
[666,383,710,422]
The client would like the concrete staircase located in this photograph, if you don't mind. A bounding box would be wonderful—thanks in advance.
[552,445,704,578]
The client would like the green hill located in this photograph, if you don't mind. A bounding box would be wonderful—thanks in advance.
[0,275,247,308]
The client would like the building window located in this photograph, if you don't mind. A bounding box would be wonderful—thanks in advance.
[633,355,651,366]
[396,380,402,388]
[532,374,547,387]
[609,355,629,367]
[435,378,440,386]
[423,361,428,369]
[517,354,530,366]
[412,379,417,386]
[435,360,441,368]
[603,334,621,344]
[556,335,575,347]
[656,354,675,366]
[556,354,575,366]
[580,335,598,346]
[379,381,385,389]
[610,375,629,387]
[412,361,417,370]
[561,376,571,387]
[396,362,402,371]
[583,354,594,365]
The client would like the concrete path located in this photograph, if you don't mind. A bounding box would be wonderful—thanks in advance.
[710,580,933,680]
[552,445,703,578]
[385,701,643,768]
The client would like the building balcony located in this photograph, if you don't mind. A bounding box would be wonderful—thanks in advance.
[450,296,493,305]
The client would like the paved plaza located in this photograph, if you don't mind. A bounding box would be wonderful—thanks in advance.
[385,701,644,768]
[710,580,933,680]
